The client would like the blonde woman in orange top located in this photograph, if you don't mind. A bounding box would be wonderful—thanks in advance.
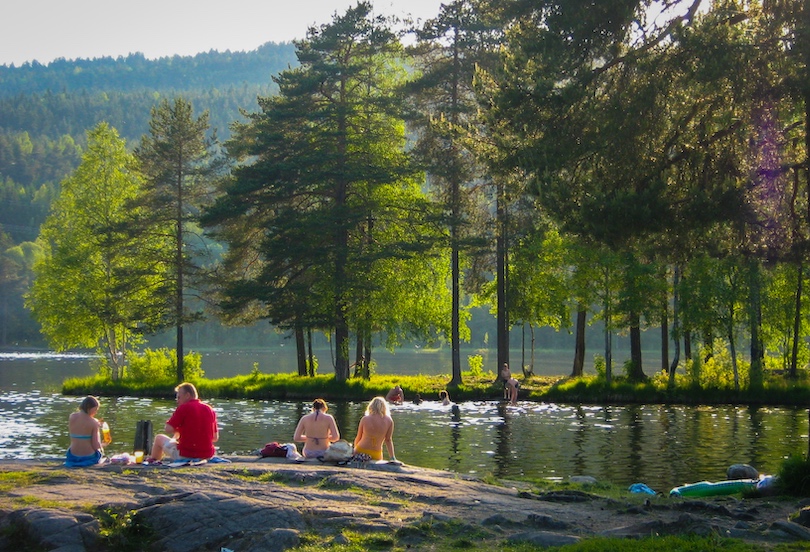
[353,396,395,462]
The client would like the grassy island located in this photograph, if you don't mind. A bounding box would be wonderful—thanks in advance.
[63,369,810,406]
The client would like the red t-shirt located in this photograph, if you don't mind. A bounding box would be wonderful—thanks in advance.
[167,399,217,459]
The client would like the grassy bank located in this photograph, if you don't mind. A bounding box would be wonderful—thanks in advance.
[62,371,560,402]
[63,370,810,406]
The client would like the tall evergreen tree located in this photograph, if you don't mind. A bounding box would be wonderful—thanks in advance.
[406,0,502,384]
[133,97,219,382]
[204,2,440,381]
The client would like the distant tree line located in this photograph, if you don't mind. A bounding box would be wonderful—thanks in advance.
[0,44,297,97]
[0,43,296,345]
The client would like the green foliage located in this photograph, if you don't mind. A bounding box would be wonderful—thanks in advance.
[0,46,295,98]
[204,3,445,382]
[126,348,204,383]
[546,535,762,551]
[27,123,157,378]
[306,356,319,377]
[95,507,155,551]
[467,354,483,377]
[698,339,749,390]
[777,454,810,497]
[593,354,606,379]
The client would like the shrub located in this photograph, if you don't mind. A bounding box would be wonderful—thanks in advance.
[778,454,810,496]
[467,354,483,378]
[126,348,204,383]
[699,338,749,389]
[593,355,606,379]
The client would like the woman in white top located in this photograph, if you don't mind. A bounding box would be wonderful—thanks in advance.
[293,398,340,459]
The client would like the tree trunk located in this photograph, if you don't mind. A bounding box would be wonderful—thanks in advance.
[363,331,372,380]
[660,300,669,373]
[684,330,692,362]
[521,323,526,375]
[628,314,645,381]
[748,258,764,389]
[354,331,364,378]
[307,328,315,377]
[790,262,803,379]
[603,268,613,384]
[729,322,740,392]
[496,178,510,375]
[669,265,681,387]
[175,186,185,383]
[295,323,307,376]
[572,306,586,377]
[449,30,462,387]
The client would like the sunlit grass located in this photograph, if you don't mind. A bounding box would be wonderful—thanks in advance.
[0,470,51,492]
[64,367,810,406]
[290,525,775,551]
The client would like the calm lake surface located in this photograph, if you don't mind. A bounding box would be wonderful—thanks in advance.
[0,350,807,494]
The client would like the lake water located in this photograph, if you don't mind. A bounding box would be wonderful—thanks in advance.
[0,351,807,494]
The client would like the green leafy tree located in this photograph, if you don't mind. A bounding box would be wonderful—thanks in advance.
[0,234,41,345]
[133,97,219,382]
[27,123,159,379]
[762,262,809,374]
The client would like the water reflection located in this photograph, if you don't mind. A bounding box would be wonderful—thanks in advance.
[2,354,810,493]
[2,391,809,492]
[449,404,462,472]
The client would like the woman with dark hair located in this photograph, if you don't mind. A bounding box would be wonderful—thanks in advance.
[293,398,340,459]
[65,395,108,467]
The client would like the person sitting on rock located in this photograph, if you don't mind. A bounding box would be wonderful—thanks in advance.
[65,395,108,467]
[354,396,396,462]
[148,382,218,463]
[293,398,340,459]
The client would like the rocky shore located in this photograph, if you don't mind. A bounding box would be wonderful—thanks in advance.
[1,457,810,551]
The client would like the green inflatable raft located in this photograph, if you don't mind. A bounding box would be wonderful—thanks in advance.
[669,479,758,497]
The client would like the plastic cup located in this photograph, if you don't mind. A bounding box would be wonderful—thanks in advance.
[134,451,144,464]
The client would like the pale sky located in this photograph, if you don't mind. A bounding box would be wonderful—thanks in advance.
[0,0,446,66]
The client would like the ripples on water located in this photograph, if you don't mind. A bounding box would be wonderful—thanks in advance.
[1,353,808,493]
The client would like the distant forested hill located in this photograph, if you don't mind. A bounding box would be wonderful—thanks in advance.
[0,43,297,97]
[0,43,298,344]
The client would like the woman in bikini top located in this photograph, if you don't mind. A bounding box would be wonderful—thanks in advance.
[293,398,340,458]
[353,396,396,462]
[67,395,104,458]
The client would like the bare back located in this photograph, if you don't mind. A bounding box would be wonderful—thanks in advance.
[68,411,101,456]
[294,411,339,453]
[354,414,394,458]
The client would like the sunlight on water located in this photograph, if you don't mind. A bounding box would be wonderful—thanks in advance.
[0,354,808,493]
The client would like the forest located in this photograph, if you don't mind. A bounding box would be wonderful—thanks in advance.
[3,0,808,390]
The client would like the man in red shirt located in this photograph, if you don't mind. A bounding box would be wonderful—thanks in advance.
[149,382,219,462]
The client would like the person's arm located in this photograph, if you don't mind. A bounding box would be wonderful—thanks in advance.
[163,423,178,439]
[353,418,365,448]
[384,418,395,461]
[293,417,307,442]
[328,416,340,442]
[91,420,102,450]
